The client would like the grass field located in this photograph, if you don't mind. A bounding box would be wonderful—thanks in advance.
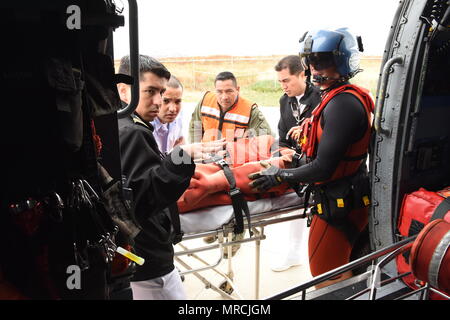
[116,55,382,106]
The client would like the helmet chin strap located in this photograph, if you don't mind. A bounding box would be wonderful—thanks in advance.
[312,74,353,85]
[312,69,362,84]
[312,74,331,83]
[312,74,344,85]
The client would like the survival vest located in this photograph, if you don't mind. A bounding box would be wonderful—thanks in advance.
[298,84,375,184]
[200,91,254,142]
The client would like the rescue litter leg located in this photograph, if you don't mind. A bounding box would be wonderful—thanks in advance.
[254,227,262,299]
[175,236,243,299]
[226,232,234,281]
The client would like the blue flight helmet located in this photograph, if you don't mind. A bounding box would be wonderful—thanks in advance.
[299,28,364,82]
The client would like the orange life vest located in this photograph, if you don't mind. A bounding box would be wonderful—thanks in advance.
[298,84,374,183]
[200,91,254,142]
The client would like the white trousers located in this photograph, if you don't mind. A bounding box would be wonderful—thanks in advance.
[130,268,186,300]
[286,217,308,261]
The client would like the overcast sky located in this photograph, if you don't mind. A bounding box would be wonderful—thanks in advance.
[113,0,401,58]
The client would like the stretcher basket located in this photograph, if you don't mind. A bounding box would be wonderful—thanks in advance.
[175,203,306,300]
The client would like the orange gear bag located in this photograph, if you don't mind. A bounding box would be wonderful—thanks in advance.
[396,186,450,298]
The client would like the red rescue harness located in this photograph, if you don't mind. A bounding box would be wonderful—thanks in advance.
[298,84,374,183]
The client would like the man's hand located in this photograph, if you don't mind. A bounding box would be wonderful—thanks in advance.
[248,161,284,192]
[181,139,227,161]
[287,126,301,142]
[173,136,185,147]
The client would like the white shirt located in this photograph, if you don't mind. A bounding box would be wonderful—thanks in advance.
[296,94,306,115]
[151,110,184,154]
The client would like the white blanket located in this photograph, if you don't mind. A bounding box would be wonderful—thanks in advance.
[180,192,303,234]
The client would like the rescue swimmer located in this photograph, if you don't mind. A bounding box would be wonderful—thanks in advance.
[249,28,374,288]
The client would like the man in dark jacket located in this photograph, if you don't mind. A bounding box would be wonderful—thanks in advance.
[275,55,321,151]
[270,55,321,272]
[117,55,224,299]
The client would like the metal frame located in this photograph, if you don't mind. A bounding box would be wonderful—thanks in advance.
[265,235,450,300]
[374,55,404,136]
[175,205,306,300]
[117,0,140,118]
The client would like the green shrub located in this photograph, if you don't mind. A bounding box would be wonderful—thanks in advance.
[249,80,282,94]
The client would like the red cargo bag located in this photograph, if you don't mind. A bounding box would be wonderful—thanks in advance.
[410,219,450,296]
[396,187,450,298]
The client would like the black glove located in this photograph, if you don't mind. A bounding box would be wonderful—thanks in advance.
[248,161,285,192]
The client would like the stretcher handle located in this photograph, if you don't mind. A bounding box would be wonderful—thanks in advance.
[374,55,404,136]
[117,0,140,119]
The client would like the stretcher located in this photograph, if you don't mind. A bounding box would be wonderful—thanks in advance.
[175,191,306,300]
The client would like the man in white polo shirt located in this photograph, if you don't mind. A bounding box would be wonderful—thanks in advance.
[151,75,185,154]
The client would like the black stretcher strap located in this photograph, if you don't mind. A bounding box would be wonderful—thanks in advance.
[431,196,450,221]
[214,158,252,235]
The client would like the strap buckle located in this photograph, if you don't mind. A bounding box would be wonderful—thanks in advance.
[216,158,229,168]
[229,187,242,197]
[202,151,230,165]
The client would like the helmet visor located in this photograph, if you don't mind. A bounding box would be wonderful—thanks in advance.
[304,52,336,71]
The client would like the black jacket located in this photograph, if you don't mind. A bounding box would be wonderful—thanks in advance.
[277,84,321,149]
[118,114,195,281]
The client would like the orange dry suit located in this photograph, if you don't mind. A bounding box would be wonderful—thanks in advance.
[200,91,254,142]
[297,84,374,277]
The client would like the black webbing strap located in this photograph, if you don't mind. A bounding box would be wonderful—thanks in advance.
[302,185,313,226]
[215,158,252,235]
[431,196,450,221]
[289,153,305,197]
[332,219,360,247]
[168,203,184,245]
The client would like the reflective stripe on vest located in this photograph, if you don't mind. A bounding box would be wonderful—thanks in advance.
[299,84,375,183]
[200,91,253,142]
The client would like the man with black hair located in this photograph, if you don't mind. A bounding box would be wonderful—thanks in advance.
[117,54,225,299]
[274,55,321,150]
[189,71,272,143]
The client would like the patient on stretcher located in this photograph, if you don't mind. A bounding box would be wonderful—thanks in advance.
[177,135,296,213]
